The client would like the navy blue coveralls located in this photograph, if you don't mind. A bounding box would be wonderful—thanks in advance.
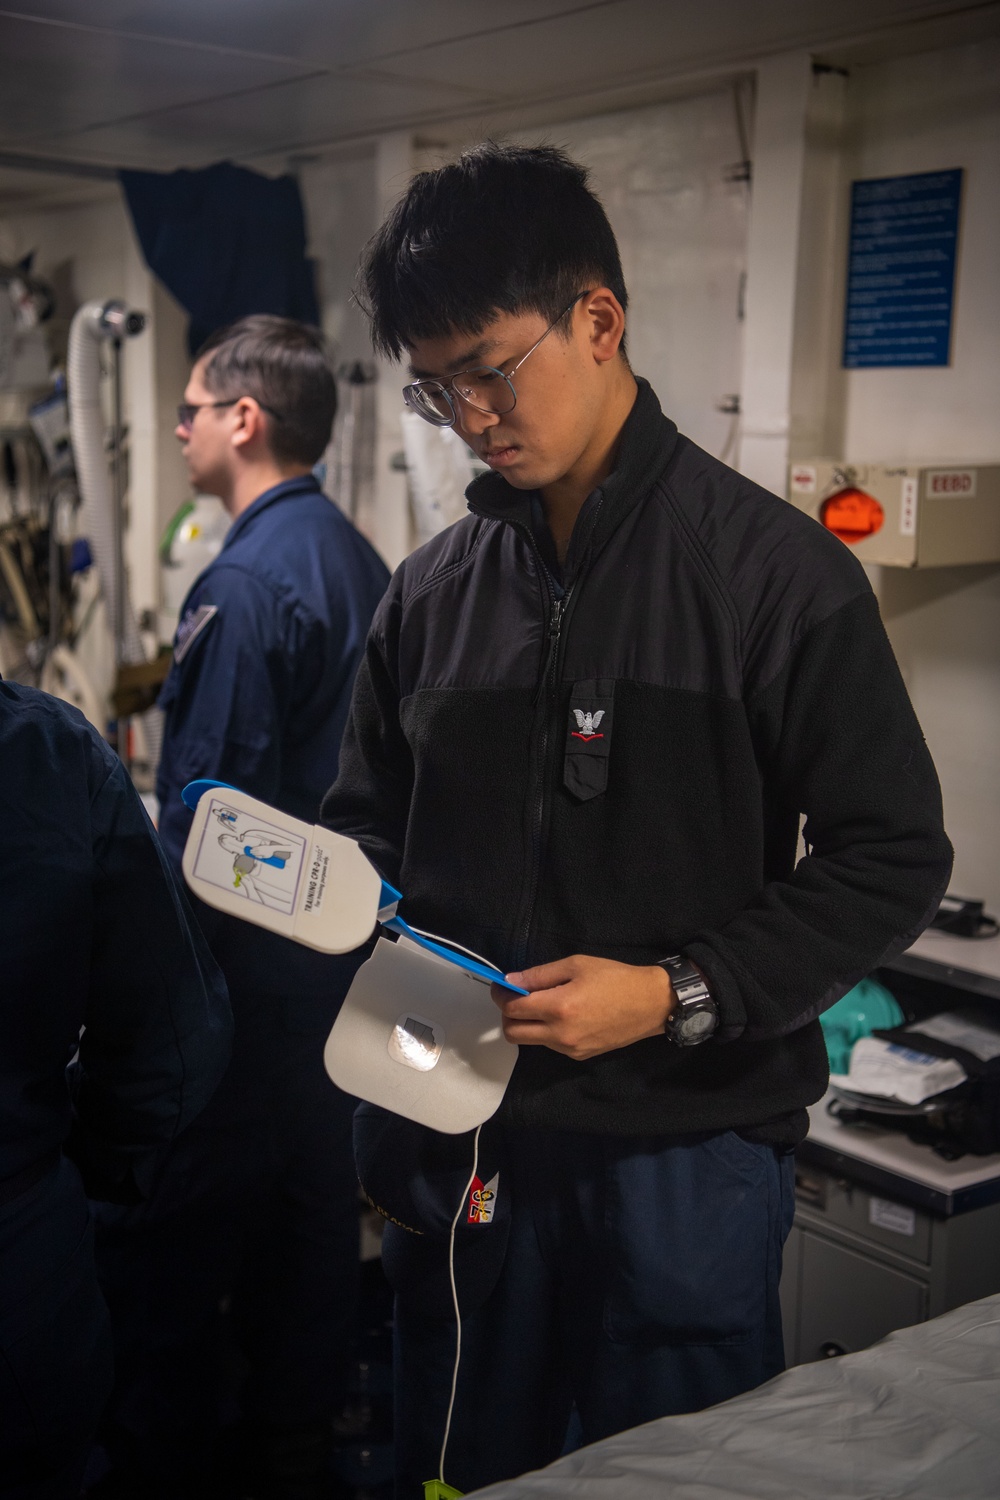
[0,680,232,1500]
[95,477,389,1487]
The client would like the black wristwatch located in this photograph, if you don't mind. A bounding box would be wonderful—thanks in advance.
[659,954,718,1046]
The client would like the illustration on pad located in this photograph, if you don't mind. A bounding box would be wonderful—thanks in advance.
[218,829,295,905]
[189,798,307,913]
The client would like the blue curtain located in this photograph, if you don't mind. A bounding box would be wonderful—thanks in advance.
[120,161,320,355]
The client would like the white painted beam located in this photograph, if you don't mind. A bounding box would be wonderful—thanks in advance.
[372,131,417,570]
[736,52,813,496]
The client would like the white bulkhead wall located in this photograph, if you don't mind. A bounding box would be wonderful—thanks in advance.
[773,38,1000,917]
[842,40,1000,918]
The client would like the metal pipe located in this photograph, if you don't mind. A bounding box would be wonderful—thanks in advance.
[67,299,146,764]
[110,334,130,766]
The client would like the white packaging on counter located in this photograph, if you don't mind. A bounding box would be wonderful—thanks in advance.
[910,1009,1000,1063]
[831,1036,967,1106]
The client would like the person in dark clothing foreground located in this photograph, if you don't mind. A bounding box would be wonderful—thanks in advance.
[321,142,954,1496]
[0,680,231,1500]
[96,317,390,1499]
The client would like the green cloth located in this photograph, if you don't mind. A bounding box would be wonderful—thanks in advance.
[819,978,904,1074]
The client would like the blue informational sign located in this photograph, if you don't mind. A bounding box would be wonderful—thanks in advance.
[843,168,963,369]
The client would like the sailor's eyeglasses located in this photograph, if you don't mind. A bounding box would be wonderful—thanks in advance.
[401,291,590,429]
[177,398,284,431]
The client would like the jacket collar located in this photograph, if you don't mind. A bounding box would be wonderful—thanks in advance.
[222,473,320,550]
[464,378,678,562]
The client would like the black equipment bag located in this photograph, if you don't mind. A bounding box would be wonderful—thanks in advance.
[855,1019,1000,1159]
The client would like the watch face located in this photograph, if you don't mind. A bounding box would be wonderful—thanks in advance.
[679,1009,716,1040]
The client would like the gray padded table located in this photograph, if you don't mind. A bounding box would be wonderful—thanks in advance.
[470,1292,1000,1498]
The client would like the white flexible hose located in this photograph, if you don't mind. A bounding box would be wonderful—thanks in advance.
[67,300,144,666]
[40,643,105,732]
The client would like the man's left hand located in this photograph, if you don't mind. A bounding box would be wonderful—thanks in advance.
[491,955,674,1060]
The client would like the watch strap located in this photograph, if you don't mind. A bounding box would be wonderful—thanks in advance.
[659,954,718,1045]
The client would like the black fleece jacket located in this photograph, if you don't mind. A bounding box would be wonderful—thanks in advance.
[321,380,952,1145]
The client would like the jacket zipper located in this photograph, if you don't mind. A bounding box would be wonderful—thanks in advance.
[514,533,573,970]
[506,493,604,971]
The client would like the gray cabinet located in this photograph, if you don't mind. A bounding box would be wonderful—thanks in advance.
[795,1232,927,1361]
[781,1160,1000,1366]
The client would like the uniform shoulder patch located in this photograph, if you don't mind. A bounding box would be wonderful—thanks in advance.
[174,603,218,663]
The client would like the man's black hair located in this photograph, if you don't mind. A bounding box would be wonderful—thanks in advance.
[360,141,628,361]
[196,314,336,467]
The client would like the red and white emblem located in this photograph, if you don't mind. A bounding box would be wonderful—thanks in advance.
[571,710,605,742]
[467,1171,499,1224]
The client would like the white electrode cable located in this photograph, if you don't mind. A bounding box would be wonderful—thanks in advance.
[438,1121,483,1489]
[408,924,505,1486]
[408,925,504,972]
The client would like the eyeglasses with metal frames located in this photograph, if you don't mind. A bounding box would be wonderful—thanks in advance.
[176,398,284,431]
[401,291,591,429]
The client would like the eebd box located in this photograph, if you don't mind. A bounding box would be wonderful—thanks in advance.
[786,461,1000,568]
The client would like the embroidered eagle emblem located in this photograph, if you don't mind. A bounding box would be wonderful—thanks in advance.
[572,709,605,741]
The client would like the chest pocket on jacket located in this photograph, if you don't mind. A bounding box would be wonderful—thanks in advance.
[564,679,614,802]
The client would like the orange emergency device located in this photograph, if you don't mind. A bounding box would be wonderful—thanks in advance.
[819,487,885,546]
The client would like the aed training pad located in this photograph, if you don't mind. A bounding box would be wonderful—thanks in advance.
[181,785,383,954]
[325,936,518,1133]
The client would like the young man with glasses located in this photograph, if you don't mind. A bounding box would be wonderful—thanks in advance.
[321,143,952,1494]
[96,316,389,1500]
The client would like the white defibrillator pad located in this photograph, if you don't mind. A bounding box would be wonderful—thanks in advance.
[325,936,518,1134]
[180,780,521,1131]
[181,781,383,953]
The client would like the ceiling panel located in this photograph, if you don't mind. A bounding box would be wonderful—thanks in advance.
[27,69,501,170]
[0,13,310,147]
[357,0,984,98]
[0,0,992,174]
[0,2,620,68]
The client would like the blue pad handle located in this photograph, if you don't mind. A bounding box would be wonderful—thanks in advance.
[180,780,523,992]
[384,914,527,995]
[182,777,240,810]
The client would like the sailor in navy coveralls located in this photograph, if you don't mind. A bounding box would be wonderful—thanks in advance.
[96,317,389,1498]
[0,680,231,1499]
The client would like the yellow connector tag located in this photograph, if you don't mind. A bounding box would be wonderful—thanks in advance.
[423,1482,464,1499]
